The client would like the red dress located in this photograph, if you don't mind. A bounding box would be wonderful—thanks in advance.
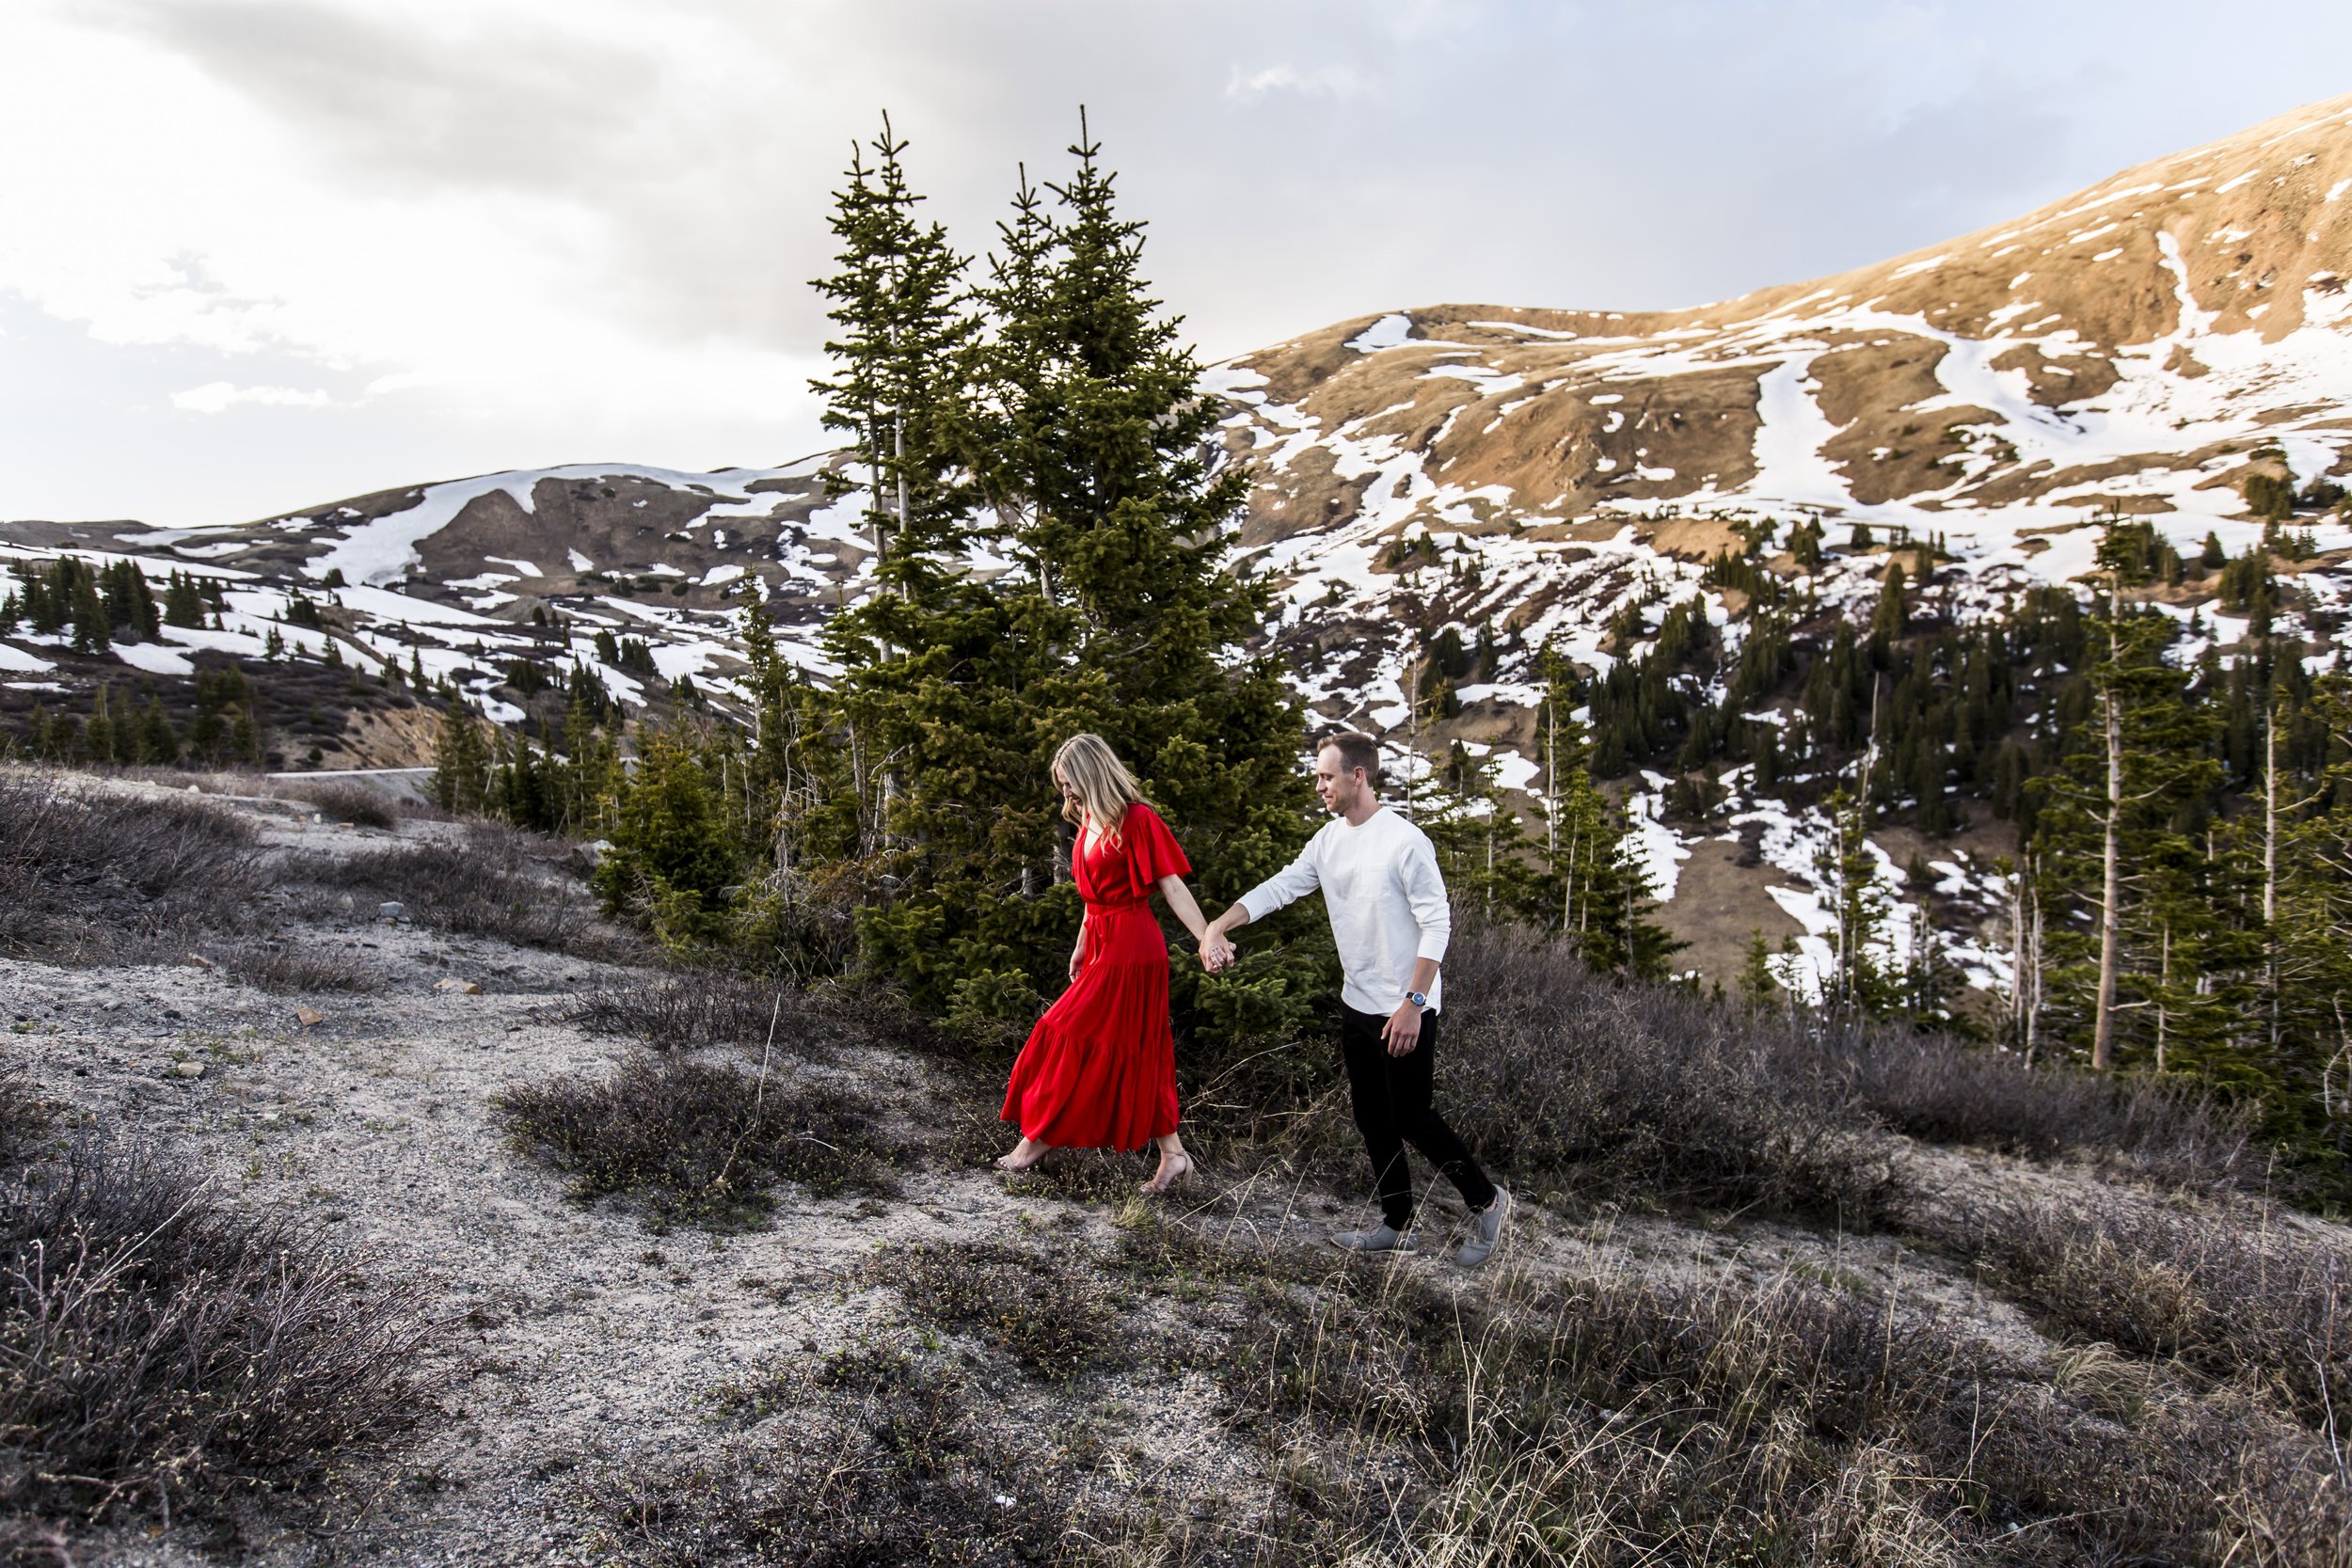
[1000,802,1190,1150]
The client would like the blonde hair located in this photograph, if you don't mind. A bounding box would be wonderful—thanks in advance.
[1053,733,1147,845]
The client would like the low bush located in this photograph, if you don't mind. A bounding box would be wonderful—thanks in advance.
[310,823,639,961]
[580,1345,1073,1566]
[0,771,261,960]
[0,1137,429,1528]
[1824,1018,2261,1191]
[271,779,399,831]
[0,1070,52,1167]
[1435,920,1906,1225]
[222,938,381,993]
[495,1052,897,1229]
[1928,1189,2351,1439]
[566,973,933,1058]
[879,1240,1119,1380]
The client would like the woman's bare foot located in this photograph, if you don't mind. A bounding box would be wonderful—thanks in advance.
[1141,1150,1194,1195]
[995,1138,1048,1172]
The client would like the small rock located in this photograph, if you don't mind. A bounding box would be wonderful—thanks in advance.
[262,1111,281,1125]
[294,1006,326,1028]
[378,901,405,921]
[173,1061,206,1079]
[182,954,218,971]
[434,979,483,995]
[184,784,199,795]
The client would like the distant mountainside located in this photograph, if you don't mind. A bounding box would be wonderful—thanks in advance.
[8,94,2352,992]
[1216,91,2352,714]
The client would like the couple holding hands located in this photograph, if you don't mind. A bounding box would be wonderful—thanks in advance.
[997,729,1511,1267]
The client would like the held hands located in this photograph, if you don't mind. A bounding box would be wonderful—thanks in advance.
[1381,998,1424,1057]
[1198,930,1237,974]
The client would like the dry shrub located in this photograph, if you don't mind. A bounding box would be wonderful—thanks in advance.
[0,1137,429,1529]
[1437,920,1905,1225]
[579,1345,1072,1566]
[879,1240,1119,1380]
[1823,1019,2260,1191]
[566,974,930,1057]
[0,771,261,960]
[0,1072,51,1169]
[1179,1226,2351,1566]
[221,939,381,994]
[1930,1190,2352,1439]
[310,823,639,960]
[494,1053,896,1229]
[571,974,799,1052]
[270,779,399,831]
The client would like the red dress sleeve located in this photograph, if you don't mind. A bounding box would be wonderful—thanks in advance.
[1123,803,1191,886]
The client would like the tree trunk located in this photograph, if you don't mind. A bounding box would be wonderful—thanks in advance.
[2091,690,2122,1071]
[2265,704,2279,1049]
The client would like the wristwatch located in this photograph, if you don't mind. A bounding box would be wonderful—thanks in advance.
[1406,990,1429,1010]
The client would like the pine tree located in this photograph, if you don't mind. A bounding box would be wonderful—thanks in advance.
[430,695,492,816]
[594,731,739,952]
[1870,559,1909,645]
[808,113,980,596]
[67,562,109,653]
[132,693,179,767]
[163,571,206,628]
[85,684,119,766]
[796,112,1312,1036]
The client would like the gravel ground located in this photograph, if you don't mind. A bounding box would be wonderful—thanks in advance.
[10,782,2336,1565]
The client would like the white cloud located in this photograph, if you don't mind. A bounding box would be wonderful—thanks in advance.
[1,0,2349,529]
[1224,63,1374,101]
[171,381,337,414]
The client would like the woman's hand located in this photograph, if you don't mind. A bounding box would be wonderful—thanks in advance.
[1069,942,1086,983]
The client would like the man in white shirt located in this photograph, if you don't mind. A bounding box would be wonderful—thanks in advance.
[1200,731,1510,1265]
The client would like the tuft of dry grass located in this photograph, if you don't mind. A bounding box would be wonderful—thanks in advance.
[0,1136,431,1529]
[0,770,262,962]
[1142,1217,2352,1567]
[1926,1188,2352,1441]
[494,1052,898,1229]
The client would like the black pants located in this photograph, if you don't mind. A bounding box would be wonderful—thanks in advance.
[1340,1005,1496,1230]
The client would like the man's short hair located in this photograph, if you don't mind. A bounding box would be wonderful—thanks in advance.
[1317,729,1381,785]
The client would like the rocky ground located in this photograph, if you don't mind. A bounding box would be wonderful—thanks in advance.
[7,775,2349,1567]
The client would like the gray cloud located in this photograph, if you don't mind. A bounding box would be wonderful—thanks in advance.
[12,0,2352,526]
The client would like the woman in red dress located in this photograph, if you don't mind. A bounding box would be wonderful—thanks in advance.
[998,734,1211,1194]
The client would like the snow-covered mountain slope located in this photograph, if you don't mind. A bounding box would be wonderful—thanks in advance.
[1222,93,2352,549]
[1219,90,2352,690]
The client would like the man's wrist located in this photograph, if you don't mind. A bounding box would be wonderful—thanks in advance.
[1404,990,1428,1010]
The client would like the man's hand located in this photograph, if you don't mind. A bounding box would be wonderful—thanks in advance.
[1382,998,1423,1057]
[1198,931,1236,973]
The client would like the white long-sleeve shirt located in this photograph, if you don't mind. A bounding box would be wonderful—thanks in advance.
[1236,806,1452,1015]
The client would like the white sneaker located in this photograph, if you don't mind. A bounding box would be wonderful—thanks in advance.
[1454,1187,1511,1268]
[1331,1221,1418,1254]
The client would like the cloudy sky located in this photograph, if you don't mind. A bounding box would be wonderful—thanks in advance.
[5,0,2349,529]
